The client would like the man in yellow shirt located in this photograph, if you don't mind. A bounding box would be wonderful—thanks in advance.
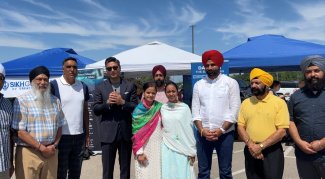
[237,68,289,179]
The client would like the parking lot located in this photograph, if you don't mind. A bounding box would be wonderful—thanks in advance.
[80,142,299,179]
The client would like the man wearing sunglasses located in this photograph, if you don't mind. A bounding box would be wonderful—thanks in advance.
[93,57,138,179]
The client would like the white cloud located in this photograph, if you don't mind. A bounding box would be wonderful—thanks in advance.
[0,34,47,49]
[215,0,325,45]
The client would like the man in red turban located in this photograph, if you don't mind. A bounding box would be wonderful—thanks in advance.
[151,65,168,103]
[192,50,241,179]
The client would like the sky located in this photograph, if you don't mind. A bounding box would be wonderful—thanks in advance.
[1,0,325,63]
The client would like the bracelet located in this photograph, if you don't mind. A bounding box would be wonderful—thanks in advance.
[200,128,204,137]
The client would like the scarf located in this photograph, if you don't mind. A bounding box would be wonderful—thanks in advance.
[132,99,162,155]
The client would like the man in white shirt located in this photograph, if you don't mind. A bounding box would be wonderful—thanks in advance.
[51,57,90,179]
[192,50,241,179]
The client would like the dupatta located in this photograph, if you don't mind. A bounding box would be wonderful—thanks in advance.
[132,99,162,155]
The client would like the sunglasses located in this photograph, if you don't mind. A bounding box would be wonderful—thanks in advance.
[106,66,119,71]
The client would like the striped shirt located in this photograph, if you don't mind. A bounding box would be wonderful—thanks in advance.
[0,94,13,172]
[12,91,65,146]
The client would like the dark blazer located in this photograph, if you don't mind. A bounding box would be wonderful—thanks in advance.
[92,78,138,143]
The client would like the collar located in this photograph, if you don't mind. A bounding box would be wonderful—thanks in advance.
[205,73,222,82]
[253,92,272,102]
[59,75,77,86]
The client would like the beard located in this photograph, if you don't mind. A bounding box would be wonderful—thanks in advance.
[205,69,220,78]
[305,76,325,91]
[31,83,53,109]
[251,85,267,96]
[155,79,165,87]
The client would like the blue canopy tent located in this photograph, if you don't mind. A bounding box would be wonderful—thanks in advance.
[224,34,325,73]
[3,48,95,76]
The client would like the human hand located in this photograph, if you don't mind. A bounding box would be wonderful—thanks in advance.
[137,154,148,166]
[297,140,317,154]
[310,140,323,152]
[188,156,195,166]
[40,145,56,158]
[107,91,118,104]
[202,129,216,141]
[248,143,263,159]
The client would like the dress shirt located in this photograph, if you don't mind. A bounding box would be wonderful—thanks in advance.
[192,74,241,131]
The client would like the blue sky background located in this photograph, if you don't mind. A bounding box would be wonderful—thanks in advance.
[1,0,325,63]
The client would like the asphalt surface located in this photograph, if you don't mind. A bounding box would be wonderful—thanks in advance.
[80,142,299,179]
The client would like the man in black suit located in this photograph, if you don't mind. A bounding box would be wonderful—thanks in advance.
[92,57,138,179]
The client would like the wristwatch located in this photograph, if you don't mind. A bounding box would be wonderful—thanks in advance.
[219,127,226,134]
[259,143,264,150]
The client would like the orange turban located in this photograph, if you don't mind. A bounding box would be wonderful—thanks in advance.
[202,50,224,67]
[249,68,273,87]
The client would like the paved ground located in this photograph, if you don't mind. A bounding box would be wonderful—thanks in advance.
[80,142,299,179]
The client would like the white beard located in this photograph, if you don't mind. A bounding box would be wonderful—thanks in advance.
[31,83,53,109]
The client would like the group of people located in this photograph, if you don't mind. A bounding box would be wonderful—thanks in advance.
[0,57,89,179]
[0,49,324,179]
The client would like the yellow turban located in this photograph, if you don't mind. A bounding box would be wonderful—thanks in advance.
[249,68,273,87]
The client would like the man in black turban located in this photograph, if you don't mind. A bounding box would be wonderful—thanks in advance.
[12,65,64,179]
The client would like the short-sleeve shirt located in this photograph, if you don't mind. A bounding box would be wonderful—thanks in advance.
[288,87,325,160]
[238,93,290,142]
[12,91,65,146]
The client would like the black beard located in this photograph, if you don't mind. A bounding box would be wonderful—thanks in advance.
[305,77,325,91]
[206,69,220,78]
[251,85,267,96]
[155,79,164,87]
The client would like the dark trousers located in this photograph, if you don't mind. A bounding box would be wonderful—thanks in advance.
[244,142,284,179]
[57,134,85,179]
[101,139,132,179]
[296,155,325,179]
[197,130,235,179]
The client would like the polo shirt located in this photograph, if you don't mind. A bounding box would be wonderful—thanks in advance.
[288,87,325,160]
[56,76,88,135]
[238,93,290,143]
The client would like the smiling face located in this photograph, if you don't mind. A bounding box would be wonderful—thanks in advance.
[165,84,178,103]
[106,61,121,80]
[143,86,157,105]
[32,74,49,93]
[63,59,78,83]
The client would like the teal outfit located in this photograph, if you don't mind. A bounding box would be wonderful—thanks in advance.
[161,102,196,179]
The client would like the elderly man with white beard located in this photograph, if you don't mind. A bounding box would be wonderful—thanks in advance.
[12,66,65,179]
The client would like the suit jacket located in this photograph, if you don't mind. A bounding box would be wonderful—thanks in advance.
[92,78,138,143]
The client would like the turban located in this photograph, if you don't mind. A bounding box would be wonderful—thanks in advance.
[250,68,273,87]
[152,65,166,77]
[0,63,5,77]
[202,50,224,67]
[300,55,325,72]
[29,66,50,82]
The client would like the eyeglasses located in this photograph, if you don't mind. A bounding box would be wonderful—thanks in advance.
[106,66,119,71]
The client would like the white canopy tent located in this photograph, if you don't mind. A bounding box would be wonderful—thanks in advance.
[86,41,201,76]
